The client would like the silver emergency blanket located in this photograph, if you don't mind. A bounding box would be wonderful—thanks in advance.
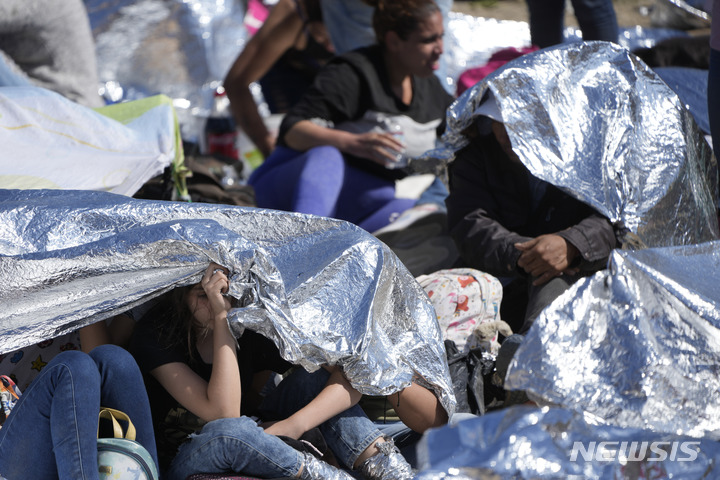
[86,0,251,141]
[415,406,720,479]
[422,41,718,247]
[0,189,455,416]
[506,242,720,439]
[85,1,691,144]
[412,40,720,474]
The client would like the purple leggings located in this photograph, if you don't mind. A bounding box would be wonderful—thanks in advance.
[249,146,414,232]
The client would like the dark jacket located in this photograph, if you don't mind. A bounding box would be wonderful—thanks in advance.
[446,129,618,279]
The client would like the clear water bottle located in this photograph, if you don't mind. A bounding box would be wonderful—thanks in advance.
[385,120,408,169]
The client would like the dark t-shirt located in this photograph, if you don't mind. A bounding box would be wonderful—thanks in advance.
[278,44,454,179]
[129,301,292,470]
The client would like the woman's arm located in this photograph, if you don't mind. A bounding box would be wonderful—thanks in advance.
[284,119,404,166]
[151,265,241,422]
[224,0,305,157]
[263,366,361,439]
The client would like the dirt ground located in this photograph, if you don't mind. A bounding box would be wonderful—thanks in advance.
[451,0,655,29]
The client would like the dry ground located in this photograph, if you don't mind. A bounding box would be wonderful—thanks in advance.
[451,0,655,29]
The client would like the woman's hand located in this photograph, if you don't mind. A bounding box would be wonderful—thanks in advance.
[344,132,405,166]
[201,263,231,321]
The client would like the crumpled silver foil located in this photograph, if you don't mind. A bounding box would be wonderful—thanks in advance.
[415,406,720,479]
[506,242,720,440]
[85,0,251,142]
[420,41,718,247]
[0,189,455,417]
[85,3,688,145]
[412,40,720,475]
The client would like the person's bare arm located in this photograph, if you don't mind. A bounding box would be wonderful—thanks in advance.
[284,119,403,166]
[263,366,361,440]
[224,0,304,157]
[151,265,240,421]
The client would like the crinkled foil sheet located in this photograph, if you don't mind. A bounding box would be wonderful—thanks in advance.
[0,189,455,416]
[421,41,718,247]
[507,243,720,439]
[415,407,720,479]
[85,0,251,141]
[85,2,691,142]
[415,41,720,477]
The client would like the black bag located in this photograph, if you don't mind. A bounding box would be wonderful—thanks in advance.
[445,340,500,415]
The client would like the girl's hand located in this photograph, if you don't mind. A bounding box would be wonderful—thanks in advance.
[201,263,231,320]
[263,417,306,440]
[344,132,405,166]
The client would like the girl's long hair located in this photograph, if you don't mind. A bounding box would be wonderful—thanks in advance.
[361,0,440,44]
[157,285,211,363]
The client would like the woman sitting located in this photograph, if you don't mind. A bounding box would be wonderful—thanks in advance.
[224,0,334,158]
[248,0,453,233]
[130,263,448,480]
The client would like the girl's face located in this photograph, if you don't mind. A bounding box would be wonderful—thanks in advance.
[392,11,444,78]
[185,283,231,329]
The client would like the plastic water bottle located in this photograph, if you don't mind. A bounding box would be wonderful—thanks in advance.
[205,86,239,161]
[386,120,408,169]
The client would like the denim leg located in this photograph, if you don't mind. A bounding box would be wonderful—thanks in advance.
[259,368,382,469]
[709,49,720,180]
[570,0,618,43]
[166,416,303,480]
[90,345,159,469]
[525,0,566,48]
[415,176,449,212]
[319,0,375,55]
[0,350,101,480]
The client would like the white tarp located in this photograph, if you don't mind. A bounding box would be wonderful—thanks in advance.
[0,86,180,196]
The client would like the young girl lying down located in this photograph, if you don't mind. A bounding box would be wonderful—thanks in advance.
[130,263,448,480]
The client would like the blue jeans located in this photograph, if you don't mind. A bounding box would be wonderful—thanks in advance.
[710,48,720,169]
[526,0,618,48]
[0,345,158,480]
[319,0,454,92]
[167,369,382,479]
[249,145,415,232]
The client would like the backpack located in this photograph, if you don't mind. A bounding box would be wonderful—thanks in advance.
[0,376,22,427]
[98,407,159,480]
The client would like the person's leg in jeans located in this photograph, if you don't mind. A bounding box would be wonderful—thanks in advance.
[167,416,313,480]
[570,0,619,44]
[319,0,376,55]
[525,0,566,48]
[0,350,102,480]
[259,368,382,470]
[90,344,158,469]
[709,48,720,183]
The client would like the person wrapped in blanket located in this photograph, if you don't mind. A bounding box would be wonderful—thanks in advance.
[445,95,618,395]
[129,263,447,480]
[0,322,158,479]
[446,95,618,334]
[248,0,453,233]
